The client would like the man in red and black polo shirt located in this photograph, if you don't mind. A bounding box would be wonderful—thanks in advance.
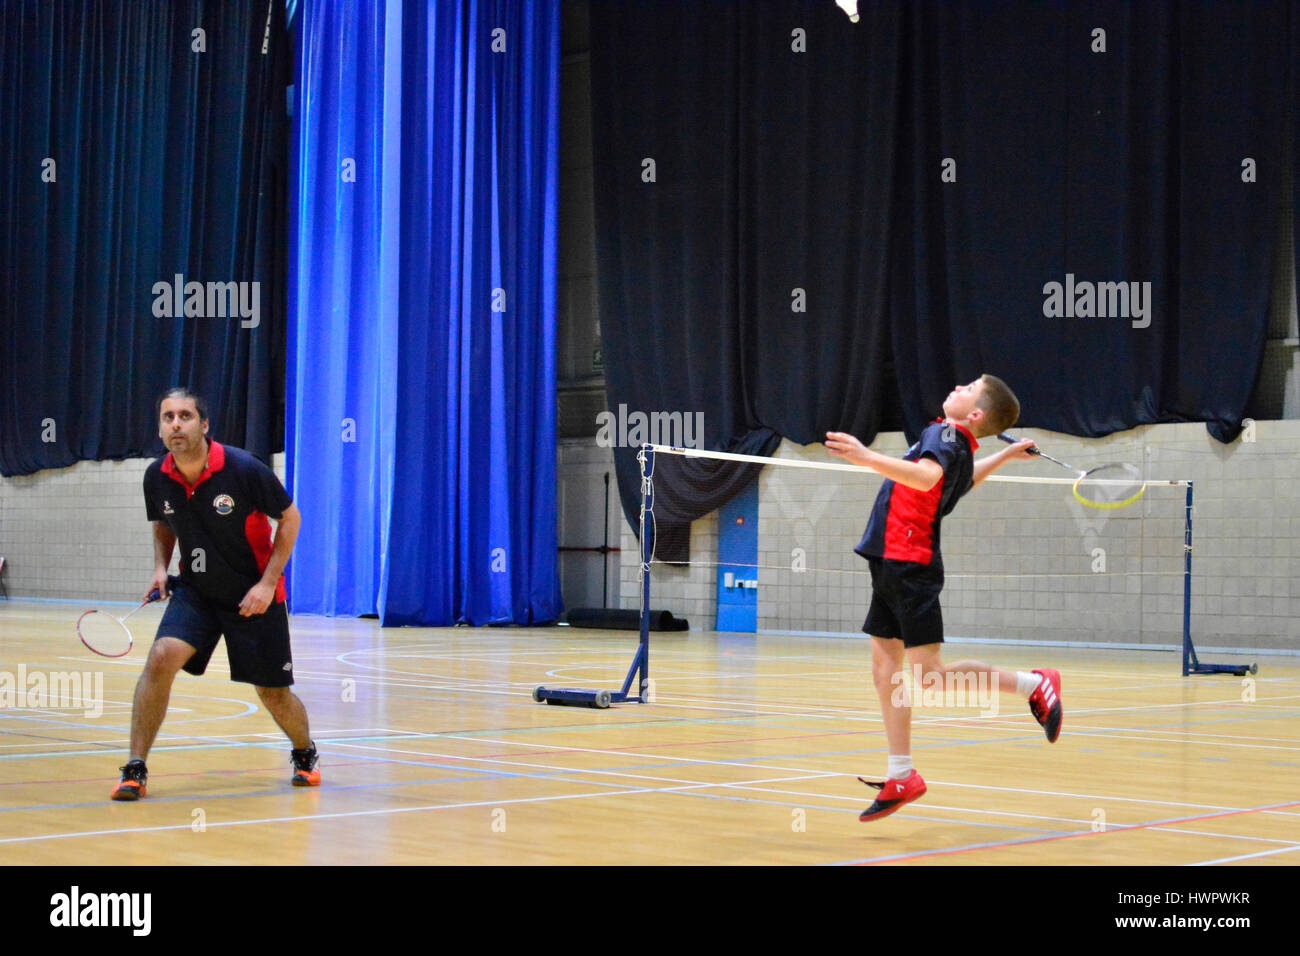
[826,374,1063,822]
[111,388,319,799]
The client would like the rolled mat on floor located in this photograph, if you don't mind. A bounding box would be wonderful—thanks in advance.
[564,608,689,631]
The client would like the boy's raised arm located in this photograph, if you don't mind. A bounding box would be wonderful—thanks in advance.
[825,432,943,492]
[971,438,1037,489]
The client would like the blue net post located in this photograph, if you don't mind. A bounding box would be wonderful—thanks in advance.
[532,446,654,707]
[1180,479,1255,677]
[633,445,654,699]
[1182,481,1194,676]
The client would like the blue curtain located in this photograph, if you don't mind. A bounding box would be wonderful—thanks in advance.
[288,0,561,626]
[0,0,288,477]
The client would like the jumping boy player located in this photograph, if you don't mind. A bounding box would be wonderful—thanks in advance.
[111,388,320,799]
[825,375,1063,822]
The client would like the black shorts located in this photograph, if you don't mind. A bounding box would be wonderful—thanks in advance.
[156,576,294,687]
[862,558,945,648]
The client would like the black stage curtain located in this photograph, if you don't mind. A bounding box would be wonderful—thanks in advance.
[591,0,1293,543]
[0,0,289,476]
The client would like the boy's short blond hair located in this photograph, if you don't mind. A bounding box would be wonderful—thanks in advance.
[976,374,1020,437]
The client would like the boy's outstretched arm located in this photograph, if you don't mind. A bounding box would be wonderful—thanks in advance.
[971,439,1037,489]
[825,432,943,492]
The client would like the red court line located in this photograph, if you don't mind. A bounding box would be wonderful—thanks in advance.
[856,800,1300,865]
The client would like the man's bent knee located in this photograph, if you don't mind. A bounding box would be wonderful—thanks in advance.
[145,637,194,676]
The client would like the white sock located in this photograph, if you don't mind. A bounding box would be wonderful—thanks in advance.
[1016,671,1042,697]
[887,755,913,780]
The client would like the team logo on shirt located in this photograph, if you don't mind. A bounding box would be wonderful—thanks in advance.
[213,494,235,516]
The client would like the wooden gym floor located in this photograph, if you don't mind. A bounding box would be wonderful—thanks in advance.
[0,601,1296,865]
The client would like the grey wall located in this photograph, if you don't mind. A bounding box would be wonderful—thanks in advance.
[619,423,1300,655]
[0,454,285,604]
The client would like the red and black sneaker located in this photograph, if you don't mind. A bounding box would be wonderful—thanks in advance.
[858,769,927,822]
[1028,668,1063,742]
[110,759,148,801]
[291,742,320,786]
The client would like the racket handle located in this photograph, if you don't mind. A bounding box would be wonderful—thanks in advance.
[997,432,1040,455]
[147,588,162,602]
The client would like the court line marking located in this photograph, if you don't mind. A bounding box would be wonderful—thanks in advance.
[639,699,1300,747]
[6,706,1294,813]
[4,736,1291,850]
[0,771,861,847]
[317,738,1300,845]
[0,695,259,736]
[1159,828,1300,846]
[379,729,1300,815]
[329,739,844,793]
[23,742,1290,848]
[42,651,1278,732]
[1188,844,1300,865]
[831,799,1300,866]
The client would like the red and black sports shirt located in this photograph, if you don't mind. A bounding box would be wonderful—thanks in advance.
[143,440,293,609]
[854,419,979,569]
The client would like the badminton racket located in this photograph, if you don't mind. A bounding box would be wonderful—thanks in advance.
[77,589,163,658]
[997,433,1147,510]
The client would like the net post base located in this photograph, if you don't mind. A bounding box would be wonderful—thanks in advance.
[532,687,641,708]
[1183,662,1257,677]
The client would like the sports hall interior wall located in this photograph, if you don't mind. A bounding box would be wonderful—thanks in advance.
[1,1,1297,659]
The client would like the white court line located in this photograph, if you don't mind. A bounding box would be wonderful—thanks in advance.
[329,739,838,791]
[21,651,1294,743]
[655,688,1300,728]
[1188,844,1300,865]
[3,729,1287,852]
[1158,828,1300,846]
[13,724,1286,852]
[0,728,416,759]
[1047,695,1300,717]
[645,780,1300,846]
[0,771,844,847]
[396,730,1299,816]
[643,694,1300,745]
[334,733,1300,845]
[33,656,1295,733]
[1034,729,1300,753]
[922,715,1300,748]
[641,686,1297,719]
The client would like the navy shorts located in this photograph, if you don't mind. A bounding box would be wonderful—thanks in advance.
[156,576,294,687]
[862,558,945,648]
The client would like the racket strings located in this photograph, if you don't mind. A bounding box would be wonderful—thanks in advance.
[1075,463,1146,507]
[78,611,134,657]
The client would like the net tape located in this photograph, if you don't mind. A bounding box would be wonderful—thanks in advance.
[637,443,1192,580]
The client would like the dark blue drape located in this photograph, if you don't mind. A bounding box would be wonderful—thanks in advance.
[0,0,288,477]
[288,0,561,626]
[591,0,1294,535]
